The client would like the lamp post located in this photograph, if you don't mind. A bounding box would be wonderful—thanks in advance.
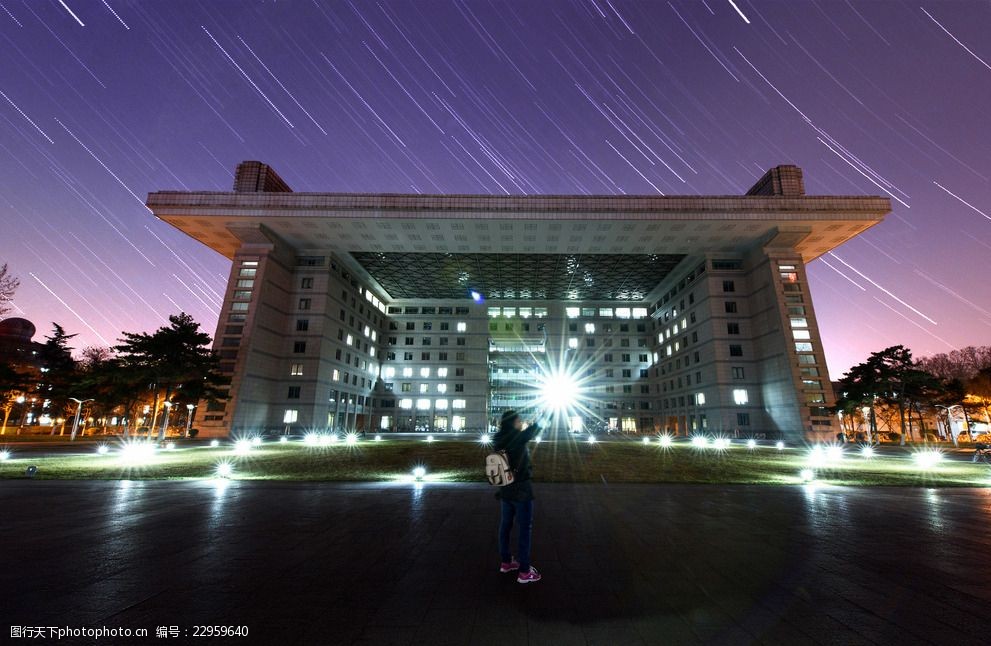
[158,401,172,443]
[935,404,967,447]
[69,398,94,441]
[184,403,196,438]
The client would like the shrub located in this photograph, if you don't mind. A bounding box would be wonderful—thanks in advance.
[187,428,199,439]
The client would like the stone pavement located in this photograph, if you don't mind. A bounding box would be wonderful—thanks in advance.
[3,481,991,645]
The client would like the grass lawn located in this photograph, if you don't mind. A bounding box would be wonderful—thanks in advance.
[1,437,989,486]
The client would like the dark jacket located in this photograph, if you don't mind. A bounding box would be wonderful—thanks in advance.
[493,421,541,501]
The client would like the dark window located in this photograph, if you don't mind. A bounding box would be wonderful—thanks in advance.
[725,301,737,313]
[300,277,313,289]
[293,341,306,353]
[722,280,735,293]
[727,323,740,335]
[737,413,750,426]
[729,345,743,357]
[287,386,301,399]
[296,319,309,332]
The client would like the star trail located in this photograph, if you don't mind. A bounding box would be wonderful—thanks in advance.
[0,1,988,377]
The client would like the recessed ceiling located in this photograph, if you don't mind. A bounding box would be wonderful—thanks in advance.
[350,252,686,301]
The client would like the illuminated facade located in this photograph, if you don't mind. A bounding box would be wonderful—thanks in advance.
[148,161,890,441]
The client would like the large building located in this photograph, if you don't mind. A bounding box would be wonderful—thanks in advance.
[148,161,890,441]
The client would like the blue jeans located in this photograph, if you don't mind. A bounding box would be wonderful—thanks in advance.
[499,499,533,570]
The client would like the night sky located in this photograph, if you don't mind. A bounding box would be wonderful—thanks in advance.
[1,1,988,378]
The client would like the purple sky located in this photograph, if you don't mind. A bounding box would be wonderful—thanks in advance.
[1,1,988,378]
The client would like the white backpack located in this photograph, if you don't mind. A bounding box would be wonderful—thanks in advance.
[485,450,515,486]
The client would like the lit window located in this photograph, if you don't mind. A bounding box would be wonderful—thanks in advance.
[790,317,808,328]
[696,393,706,406]
[456,322,467,332]
[616,308,631,319]
[453,399,467,409]
[420,367,430,378]
[584,323,595,334]
[437,384,447,393]
[416,398,430,410]
[332,369,340,381]
[568,338,579,349]
[290,363,303,376]
[488,307,501,318]
[452,415,465,430]
[795,342,814,352]
[399,399,413,409]
[346,334,354,346]
[793,330,811,340]
[632,307,648,318]
[364,325,370,337]
[519,307,532,318]
[435,399,448,410]
[283,409,298,424]
[419,384,429,393]
[437,367,448,377]
[384,367,396,378]
[402,367,413,378]
[566,307,580,318]
[599,308,613,317]
[733,389,749,405]
[371,330,377,341]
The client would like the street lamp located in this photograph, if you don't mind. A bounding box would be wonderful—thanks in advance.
[184,403,196,438]
[158,401,173,443]
[935,404,968,447]
[69,398,94,441]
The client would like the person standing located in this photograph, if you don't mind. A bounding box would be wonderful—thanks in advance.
[493,409,542,584]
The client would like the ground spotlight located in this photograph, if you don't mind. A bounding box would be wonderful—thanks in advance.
[533,436,542,444]
[345,432,359,446]
[165,441,176,451]
[860,446,875,459]
[807,445,826,467]
[304,433,319,446]
[412,466,426,480]
[209,439,220,448]
[826,445,843,462]
[746,439,757,450]
[374,435,383,442]
[96,445,110,455]
[800,468,815,482]
[691,435,709,448]
[713,438,730,450]
[251,436,262,446]
[216,461,233,478]
[658,434,673,448]
[914,450,943,469]
[642,436,650,445]
[775,441,785,451]
[279,436,288,443]
[234,439,253,455]
[586,434,597,444]
[480,433,491,444]
[425,435,435,443]
[120,441,156,464]
[0,449,10,461]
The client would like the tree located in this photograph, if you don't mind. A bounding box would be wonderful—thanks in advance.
[917,346,991,381]
[0,361,32,434]
[115,313,227,440]
[0,262,18,317]
[969,367,991,426]
[35,324,78,432]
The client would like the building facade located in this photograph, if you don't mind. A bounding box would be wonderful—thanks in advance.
[148,162,890,441]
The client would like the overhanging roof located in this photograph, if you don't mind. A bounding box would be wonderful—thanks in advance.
[146,163,891,301]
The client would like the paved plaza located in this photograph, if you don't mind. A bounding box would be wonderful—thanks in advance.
[3,481,991,645]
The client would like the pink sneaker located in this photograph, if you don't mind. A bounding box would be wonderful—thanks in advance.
[517,566,541,584]
[500,558,520,573]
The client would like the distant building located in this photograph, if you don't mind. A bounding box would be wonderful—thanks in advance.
[0,317,41,367]
[148,161,890,441]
